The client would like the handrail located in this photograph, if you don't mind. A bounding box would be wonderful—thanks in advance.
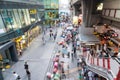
[83,50,120,80]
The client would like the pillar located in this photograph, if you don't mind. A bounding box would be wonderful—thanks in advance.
[82,0,101,27]
[97,58,99,66]
[0,69,3,80]
[82,0,93,27]
[12,42,18,62]
[103,58,105,68]
[81,0,86,26]
[107,58,110,70]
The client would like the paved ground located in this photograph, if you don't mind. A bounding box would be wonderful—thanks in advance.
[2,27,62,80]
[2,26,86,80]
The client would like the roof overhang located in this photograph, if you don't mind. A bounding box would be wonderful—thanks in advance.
[80,34,100,44]
[0,1,44,9]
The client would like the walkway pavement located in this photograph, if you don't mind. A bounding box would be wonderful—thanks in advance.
[2,27,62,80]
[2,25,85,80]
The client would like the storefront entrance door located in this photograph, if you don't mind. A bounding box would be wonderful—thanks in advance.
[5,49,12,61]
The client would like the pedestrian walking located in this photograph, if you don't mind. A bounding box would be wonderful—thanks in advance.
[61,68,66,79]
[53,32,57,40]
[49,28,53,38]
[77,59,82,67]
[19,49,22,56]
[17,76,21,80]
[73,47,76,57]
[13,72,19,80]
[42,36,46,45]
[26,70,31,80]
[24,62,29,70]
[67,52,70,58]
[88,71,93,80]
[71,50,74,60]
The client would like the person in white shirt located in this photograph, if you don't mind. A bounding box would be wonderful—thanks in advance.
[88,71,93,80]
[117,52,120,59]
[13,72,19,80]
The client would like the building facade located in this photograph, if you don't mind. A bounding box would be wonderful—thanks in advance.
[44,0,59,26]
[0,0,44,79]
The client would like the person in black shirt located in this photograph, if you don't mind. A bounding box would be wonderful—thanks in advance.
[24,62,29,70]
[26,70,31,80]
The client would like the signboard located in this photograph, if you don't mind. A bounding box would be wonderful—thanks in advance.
[29,9,37,14]
[45,10,58,19]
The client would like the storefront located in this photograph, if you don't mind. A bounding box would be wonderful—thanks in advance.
[27,26,41,46]
[0,9,31,33]
[0,41,18,71]
[14,26,41,56]
[14,35,27,56]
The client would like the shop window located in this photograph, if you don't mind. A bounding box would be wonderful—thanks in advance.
[1,9,14,31]
[0,54,3,61]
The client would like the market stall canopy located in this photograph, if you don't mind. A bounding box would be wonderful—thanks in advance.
[80,34,100,45]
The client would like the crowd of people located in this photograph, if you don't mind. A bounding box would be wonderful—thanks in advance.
[45,20,106,80]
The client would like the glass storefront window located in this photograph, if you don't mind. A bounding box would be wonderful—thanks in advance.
[26,9,31,25]
[0,12,6,34]
[13,9,21,29]
[29,9,37,23]
[1,9,13,31]
[44,0,58,9]
[0,9,32,33]
[18,9,25,27]
[23,9,31,26]
[45,10,59,19]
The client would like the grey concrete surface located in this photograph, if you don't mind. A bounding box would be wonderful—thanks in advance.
[2,27,62,80]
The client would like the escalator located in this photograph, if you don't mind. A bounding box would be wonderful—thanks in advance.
[87,63,113,80]
[83,51,120,80]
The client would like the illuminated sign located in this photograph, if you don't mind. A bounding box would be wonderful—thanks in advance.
[29,9,37,14]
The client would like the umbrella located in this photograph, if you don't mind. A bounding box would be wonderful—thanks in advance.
[60,57,70,63]
[67,26,73,30]
[53,73,60,80]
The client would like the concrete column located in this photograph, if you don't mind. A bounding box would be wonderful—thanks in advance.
[0,69,3,80]
[12,42,18,62]
[87,0,93,27]
[81,0,86,26]
[82,0,96,27]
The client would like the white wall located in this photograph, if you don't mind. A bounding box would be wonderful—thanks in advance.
[103,0,120,9]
